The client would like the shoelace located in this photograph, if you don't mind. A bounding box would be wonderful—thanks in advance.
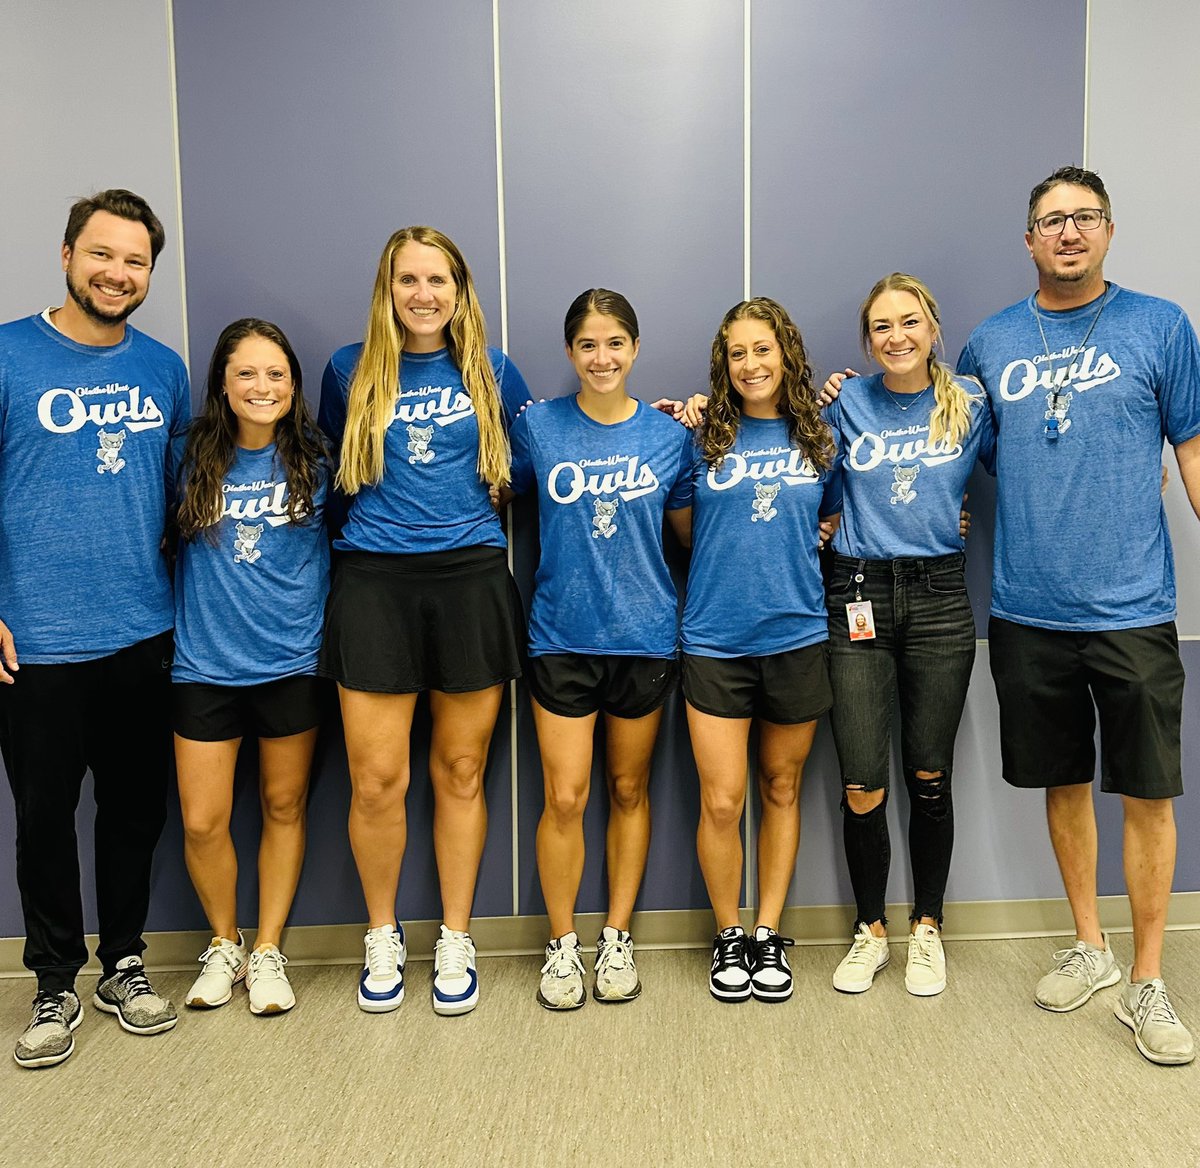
[250,949,287,980]
[1135,980,1181,1027]
[909,933,938,970]
[754,933,794,971]
[844,932,884,968]
[197,943,239,974]
[597,936,632,972]
[436,933,472,978]
[115,963,156,1000]
[1050,944,1104,982]
[541,942,584,979]
[31,991,68,1027]
[365,929,401,978]
[715,933,748,970]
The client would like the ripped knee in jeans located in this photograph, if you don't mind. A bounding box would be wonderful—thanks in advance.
[841,783,887,817]
[904,768,951,821]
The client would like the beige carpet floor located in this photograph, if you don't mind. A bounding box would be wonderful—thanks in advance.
[2,932,1197,1168]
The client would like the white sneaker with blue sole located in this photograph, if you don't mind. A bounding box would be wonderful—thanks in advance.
[358,923,406,1013]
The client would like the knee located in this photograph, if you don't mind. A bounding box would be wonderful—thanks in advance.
[904,768,952,822]
[843,784,886,817]
[431,752,485,802]
[544,781,588,824]
[261,789,307,827]
[701,788,744,832]
[607,771,648,814]
[351,765,410,815]
[758,769,800,811]
[182,808,230,848]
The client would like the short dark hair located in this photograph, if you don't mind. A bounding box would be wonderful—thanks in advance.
[1027,166,1111,231]
[563,288,640,347]
[63,189,166,265]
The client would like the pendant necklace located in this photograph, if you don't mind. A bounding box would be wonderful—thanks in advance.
[883,384,930,412]
[1033,283,1109,440]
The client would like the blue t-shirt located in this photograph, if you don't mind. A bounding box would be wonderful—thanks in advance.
[681,416,838,658]
[828,372,995,559]
[509,396,692,658]
[173,443,330,686]
[957,283,1200,631]
[319,344,530,553]
[0,313,190,662]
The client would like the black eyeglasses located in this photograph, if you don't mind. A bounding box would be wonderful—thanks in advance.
[1032,208,1109,237]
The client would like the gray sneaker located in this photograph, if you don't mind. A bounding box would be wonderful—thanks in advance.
[94,956,178,1035]
[14,991,82,1069]
[538,932,585,1010]
[247,946,295,1015]
[1034,937,1121,1012]
[1114,978,1195,1066]
[594,926,641,1003]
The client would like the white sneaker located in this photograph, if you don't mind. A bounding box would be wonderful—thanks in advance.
[1034,936,1120,1012]
[247,946,295,1015]
[833,923,890,993]
[432,925,479,1016]
[1115,977,1195,1066]
[538,932,586,1011]
[186,933,248,1008]
[905,924,946,996]
[594,927,641,1003]
[358,923,406,1013]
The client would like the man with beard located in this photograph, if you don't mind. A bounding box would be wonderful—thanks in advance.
[0,190,190,1067]
[957,166,1200,1065]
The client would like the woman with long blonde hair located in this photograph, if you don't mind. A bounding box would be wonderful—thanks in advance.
[318,227,529,1017]
[823,273,994,998]
[681,298,839,1004]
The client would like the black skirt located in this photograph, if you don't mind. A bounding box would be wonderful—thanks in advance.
[319,546,524,694]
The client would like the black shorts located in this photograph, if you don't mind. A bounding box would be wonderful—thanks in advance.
[528,653,677,719]
[682,643,832,724]
[988,617,1184,798]
[172,674,324,742]
[319,546,523,694]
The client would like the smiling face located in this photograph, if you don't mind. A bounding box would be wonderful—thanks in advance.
[567,312,640,397]
[867,289,935,388]
[1025,182,1113,297]
[223,334,295,446]
[390,240,457,352]
[61,210,152,329]
[725,318,783,417]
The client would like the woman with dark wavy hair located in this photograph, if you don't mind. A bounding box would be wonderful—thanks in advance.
[173,318,330,1017]
[681,298,838,1003]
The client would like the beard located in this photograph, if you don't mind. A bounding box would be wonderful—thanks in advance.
[65,272,145,326]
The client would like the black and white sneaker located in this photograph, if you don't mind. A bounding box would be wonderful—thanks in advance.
[749,926,794,1002]
[709,926,752,1002]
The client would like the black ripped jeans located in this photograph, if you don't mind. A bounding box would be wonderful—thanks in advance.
[825,553,976,927]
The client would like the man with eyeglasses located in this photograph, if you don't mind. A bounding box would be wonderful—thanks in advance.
[957,165,1200,1065]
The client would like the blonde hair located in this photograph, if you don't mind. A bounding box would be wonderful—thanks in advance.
[337,226,510,493]
[859,273,980,449]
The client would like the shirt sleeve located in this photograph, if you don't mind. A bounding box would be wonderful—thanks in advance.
[318,357,349,451]
[1159,310,1200,447]
[956,338,982,382]
[164,358,192,509]
[508,410,535,495]
[975,393,998,476]
[493,351,532,429]
[666,426,694,509]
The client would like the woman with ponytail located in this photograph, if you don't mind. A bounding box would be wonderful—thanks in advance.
[823,273,994,998]
[318,227,529,1018]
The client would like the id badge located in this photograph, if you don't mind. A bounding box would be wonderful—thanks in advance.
[845,600,876,641]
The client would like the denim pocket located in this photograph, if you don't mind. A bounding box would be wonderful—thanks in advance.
[924,568,967,596]
[826,568,858,597]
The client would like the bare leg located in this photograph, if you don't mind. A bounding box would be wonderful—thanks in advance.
[254,728,318,948]
[754,718,818,931]
[1046,783,1103,947]
[532,700,597,939]
[687,703,752,931]
[1122,795,1177,981]
[340,687,418,928]
[175,734,242,942]
[428,685,504,932]
[602,708,663,931]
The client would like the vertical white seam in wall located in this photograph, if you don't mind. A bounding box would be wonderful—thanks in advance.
[164,0,190,371]
[742,0,756,913]
[493,0,520,918]
[1082,0,1092,167]
[743,0,752,301]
